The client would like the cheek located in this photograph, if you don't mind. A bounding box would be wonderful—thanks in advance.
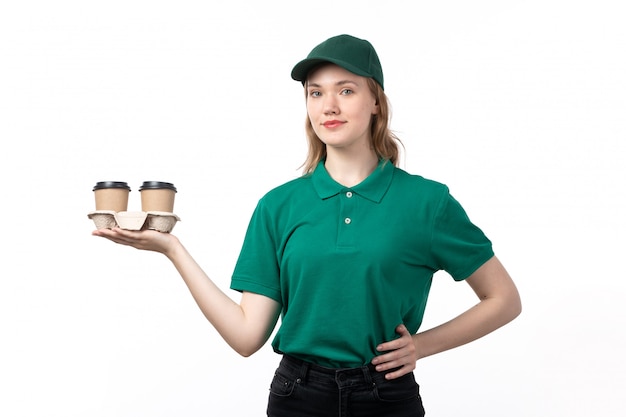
[306,109,316,129]
[356,104,375,125]
[306,103,323,132]
[306,100,319,119]
[361,99,378,115]
[310,120,324,139]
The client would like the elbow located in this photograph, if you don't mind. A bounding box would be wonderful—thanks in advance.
[514,296,522,319]
[509,303,522,325]
[231,341,264,358]
[236,348,258,358]
[224,326,272,358]
[499,271,522,323]
[507,290,523,323]
[514,291,522,317]
[489,287,522,327]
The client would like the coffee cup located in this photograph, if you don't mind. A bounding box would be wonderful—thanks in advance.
[139,181,177,213]
[93,181,131,212]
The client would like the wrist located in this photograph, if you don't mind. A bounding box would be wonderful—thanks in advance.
[412,333,428,361]
[163,234,183,260]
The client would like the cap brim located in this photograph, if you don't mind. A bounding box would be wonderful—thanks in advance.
[291,57,373,83]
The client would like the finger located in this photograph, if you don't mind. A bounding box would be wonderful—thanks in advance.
[373,340,411,366]
[396,324,409,335]
[376,339,401,353]
[93,229,137,247]
[374,350,414,373]
[376,325,411,353]
[372,348,399,364]
[382,363,415,380]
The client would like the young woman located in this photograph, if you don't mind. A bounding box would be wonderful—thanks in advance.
[93,34,521,417]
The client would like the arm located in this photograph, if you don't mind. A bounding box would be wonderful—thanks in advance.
[372,255,521,379]
[92,228,281,357]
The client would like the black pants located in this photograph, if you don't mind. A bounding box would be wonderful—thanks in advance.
[267,355,425,417]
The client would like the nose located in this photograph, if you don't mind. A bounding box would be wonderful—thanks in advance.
[323,96,339,115]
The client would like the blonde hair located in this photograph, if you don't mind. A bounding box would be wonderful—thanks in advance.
[300,78,403,174]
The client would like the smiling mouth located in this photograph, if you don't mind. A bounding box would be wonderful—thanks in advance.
[323,121,345,128]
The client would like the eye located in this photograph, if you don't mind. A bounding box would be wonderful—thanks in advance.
[308,90,321,98]
[340,88,354,95]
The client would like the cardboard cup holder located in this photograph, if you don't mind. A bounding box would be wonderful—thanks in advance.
[88,210,180,233]
[90,181,180,232]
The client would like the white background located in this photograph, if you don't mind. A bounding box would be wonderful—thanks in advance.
[1,1,624,416]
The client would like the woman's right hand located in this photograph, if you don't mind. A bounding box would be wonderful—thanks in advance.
[92,227,179,256]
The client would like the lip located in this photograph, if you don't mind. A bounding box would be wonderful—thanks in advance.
[323,120,345,128]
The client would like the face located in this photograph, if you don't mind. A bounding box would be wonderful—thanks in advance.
[306,64,379,153]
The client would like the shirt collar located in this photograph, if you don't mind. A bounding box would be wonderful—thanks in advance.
[311,159,395,203]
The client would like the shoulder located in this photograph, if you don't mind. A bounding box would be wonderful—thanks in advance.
[254,175,316,213]
[391,166,450,197]
[262,174,312,199]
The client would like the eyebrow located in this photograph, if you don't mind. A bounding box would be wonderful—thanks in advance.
[307,80,359,89]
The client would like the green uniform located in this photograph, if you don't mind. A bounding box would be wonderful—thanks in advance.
[231,160,493,368]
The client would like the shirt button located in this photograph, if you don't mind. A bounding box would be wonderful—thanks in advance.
[344,218,351,224]
[346,191,353,198]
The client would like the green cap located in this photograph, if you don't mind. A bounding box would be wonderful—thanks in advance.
[291,34,384,90]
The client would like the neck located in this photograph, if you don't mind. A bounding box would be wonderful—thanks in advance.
[324,149,379,187]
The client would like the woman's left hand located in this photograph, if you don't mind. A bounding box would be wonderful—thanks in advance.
[371,324,418,380]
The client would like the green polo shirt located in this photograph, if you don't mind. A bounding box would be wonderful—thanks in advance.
[231,160,493,368]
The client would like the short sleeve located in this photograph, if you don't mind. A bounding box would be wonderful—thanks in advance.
[431,190,494,281]
[230,199,282,303]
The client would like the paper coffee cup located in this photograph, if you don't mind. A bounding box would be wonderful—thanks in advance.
[93,181,131,212]
[139,181,177,213]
